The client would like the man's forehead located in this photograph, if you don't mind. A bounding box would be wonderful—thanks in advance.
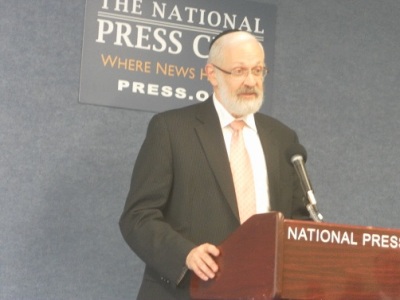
[223,42,265,62]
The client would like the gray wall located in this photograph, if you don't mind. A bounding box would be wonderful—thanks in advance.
[1,0,399,299]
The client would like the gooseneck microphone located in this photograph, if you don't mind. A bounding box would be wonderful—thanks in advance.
[286,144,323,222]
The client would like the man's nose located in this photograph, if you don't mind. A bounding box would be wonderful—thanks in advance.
[242,72,257,86]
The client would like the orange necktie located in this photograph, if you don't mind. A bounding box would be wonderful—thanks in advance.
[229,120,257,223]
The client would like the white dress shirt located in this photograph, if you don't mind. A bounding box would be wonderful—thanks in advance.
[213,95,270,213]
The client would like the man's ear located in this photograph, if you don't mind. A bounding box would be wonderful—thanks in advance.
[205,64,218,87]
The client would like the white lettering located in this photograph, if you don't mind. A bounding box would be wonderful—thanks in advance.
[150,2,265,33]
[96,20,183,54]
[117,81,201,101]
[121,80,193,98]
[132,81,145,93]
[117,80,130,91]
[168,5,183,22]
[135,25,151,50]
[363,233,400,249]
[254,18,264,34]
[193,34,210,59]
[287,226,358,245]
[114,22,134,47]
[185,7,198,24]
[288,226,297,240]
[208,11,221,27]
[152,1,166,18]
[102,0,109,10]
[147,84,159,96]
[96,19,114,43]
[131,0,142,15]
[115,0,129,13]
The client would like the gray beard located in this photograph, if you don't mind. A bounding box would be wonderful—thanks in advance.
[219,86,264,117]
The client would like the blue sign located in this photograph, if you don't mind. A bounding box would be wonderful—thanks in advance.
[79,0,276,113]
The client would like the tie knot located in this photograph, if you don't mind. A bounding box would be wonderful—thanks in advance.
[230,120,246,131]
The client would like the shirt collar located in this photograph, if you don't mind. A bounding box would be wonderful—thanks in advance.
[212,94,257,132]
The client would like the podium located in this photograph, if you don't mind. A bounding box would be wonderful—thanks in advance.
[190,212,400,300]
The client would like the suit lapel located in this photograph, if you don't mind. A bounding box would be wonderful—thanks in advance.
[255,114,280,210]
[193,101,283,219]
[194,99,240,220]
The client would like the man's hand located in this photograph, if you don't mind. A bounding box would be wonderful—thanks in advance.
[186,243,220,281]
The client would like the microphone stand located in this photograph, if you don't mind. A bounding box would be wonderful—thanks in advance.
[287,145,324,222]
[306,203,324,223]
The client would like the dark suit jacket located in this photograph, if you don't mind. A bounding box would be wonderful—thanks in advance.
[119,98,310,300]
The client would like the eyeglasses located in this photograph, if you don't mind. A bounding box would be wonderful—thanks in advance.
[212,64,268,79]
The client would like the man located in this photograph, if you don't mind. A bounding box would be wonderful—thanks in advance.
[119,30,310,300]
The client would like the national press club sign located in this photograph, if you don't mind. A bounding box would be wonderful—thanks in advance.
[79,0,276,113]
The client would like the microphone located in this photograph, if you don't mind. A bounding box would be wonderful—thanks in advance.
[286,144,323,222]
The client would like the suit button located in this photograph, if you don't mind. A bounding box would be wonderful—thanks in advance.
[160,276,171,285]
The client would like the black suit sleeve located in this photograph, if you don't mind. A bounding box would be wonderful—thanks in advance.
[119,114,195,286]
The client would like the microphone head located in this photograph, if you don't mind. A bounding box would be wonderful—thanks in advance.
[286,143,308,163]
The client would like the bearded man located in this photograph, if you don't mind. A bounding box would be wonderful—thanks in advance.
[119,29,310,300]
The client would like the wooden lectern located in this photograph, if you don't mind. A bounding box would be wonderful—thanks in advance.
[190,212,400,300]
